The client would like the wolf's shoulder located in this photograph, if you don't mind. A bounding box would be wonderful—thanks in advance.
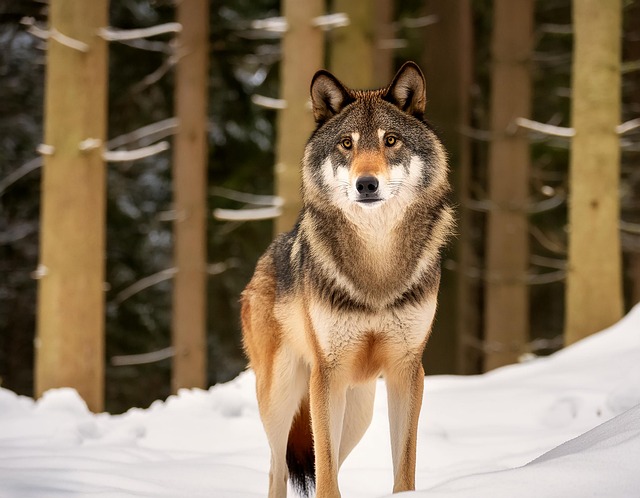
[261,220,306,296]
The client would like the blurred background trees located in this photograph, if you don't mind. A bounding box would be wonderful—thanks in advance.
[0,0,639,413]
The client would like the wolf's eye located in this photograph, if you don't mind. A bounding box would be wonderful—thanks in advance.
[384,135,397,147]
[341,138,352,150]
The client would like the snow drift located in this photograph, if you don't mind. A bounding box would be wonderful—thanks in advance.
[1,305,639,497]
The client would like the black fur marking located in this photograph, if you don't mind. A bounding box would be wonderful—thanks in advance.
[272,220,305,296]
[422,198,448,240]
[310,269,370,313]
[387,262,441,310]
[286,445,315,498]
[286,402,316,498]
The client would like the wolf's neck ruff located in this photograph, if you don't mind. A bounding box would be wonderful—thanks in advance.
[300,196,447,312]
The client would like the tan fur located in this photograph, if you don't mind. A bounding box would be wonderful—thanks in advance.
[242,62,453,498]
[350,150,389,180]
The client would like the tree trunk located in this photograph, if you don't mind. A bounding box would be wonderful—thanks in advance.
[565,0,623,344]
[373,0,394,87]
[171,0,209,392]
[421,0,474,375]
[274,0,324,234]
[35,0,109,412]
[484,0,534,371]
[622,0,640,308]
[330,0,375,89]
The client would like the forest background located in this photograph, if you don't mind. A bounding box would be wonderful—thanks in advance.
[1,0,639,413]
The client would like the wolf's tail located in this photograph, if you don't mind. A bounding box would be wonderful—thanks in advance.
[286,396,315,497]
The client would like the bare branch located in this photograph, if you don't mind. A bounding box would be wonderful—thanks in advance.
[103,141,170,162]
[0,223,38,245]
[129,55,178,94]
[107,118,178,149]
[464,191,565,214]
[515,117,575,137]
[211,186,283,207]
[460,126,494,141]
[211,187,283,221]
[114,268,177,304]
[79,138,102,151]
[443,260,565,285]
[117,38,173,53]
[0,157,41,197]
[251,17,288,33]
[113,261,234,305]
[463,197,493,212]
[621,220,640,235]
[36,144,55,155]
[617,118,640,135]
[531,255,566,270]
[251,94,287,110]
[98,23,182,42]
[312,13,350,31]
[207,262,229,275]
[21,17,89,52]
[213,206,282,221]
[528,191,566,214]
[539,23,572,35]
[527,270,565,285]
[31,264,49,280]
[516,116,640,137]
[394,15,439,29]
[622,59,640,74]
[111,347,174,366]
[0,120,177,197]
[530,225,567,255]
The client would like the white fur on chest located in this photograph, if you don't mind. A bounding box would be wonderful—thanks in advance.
[309,298,437,362]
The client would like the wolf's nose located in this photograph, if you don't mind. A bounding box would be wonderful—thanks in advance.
[356,176,379,194]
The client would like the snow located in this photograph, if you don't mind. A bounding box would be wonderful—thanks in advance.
[1,306,640,498]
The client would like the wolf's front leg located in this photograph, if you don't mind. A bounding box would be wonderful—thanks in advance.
[386,359,424,493]
[309,364,347,498]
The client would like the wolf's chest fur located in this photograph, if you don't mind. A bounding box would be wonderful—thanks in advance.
[271,192,445,374]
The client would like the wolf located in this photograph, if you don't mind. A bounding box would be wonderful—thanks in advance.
[241,62,454,498]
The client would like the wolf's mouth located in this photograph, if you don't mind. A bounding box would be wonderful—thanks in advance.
[357,198,383,204]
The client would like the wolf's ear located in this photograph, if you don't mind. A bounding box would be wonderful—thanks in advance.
[384,62,426,119]
[310,70,353,125]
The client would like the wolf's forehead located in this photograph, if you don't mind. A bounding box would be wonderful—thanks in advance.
[341,101,402,132]
[338,113,382,144]
[346,129,387,152]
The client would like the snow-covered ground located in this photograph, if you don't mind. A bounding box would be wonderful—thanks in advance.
[1,306,640,498]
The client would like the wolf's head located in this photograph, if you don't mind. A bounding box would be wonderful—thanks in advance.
[302,62,449,223]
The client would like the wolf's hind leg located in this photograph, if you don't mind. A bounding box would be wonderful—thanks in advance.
[338,381,376,467]
[258,350,309,498]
